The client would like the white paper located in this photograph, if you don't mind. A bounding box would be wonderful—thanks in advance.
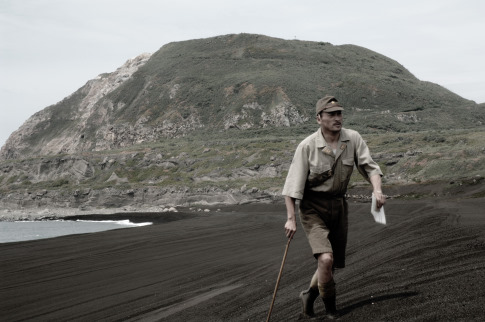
[371,193,386,225]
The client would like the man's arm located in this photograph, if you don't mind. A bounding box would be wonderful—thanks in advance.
[284,195,297,239]
[369,174,386,209]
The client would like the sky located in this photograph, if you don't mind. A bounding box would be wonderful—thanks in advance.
[1,0,484,147]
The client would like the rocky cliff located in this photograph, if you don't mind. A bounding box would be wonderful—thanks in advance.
[1,53,152,159]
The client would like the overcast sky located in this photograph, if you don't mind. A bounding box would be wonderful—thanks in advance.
[1,0,484,147]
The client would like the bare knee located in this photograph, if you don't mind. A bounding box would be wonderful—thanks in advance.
[318,253,334,272]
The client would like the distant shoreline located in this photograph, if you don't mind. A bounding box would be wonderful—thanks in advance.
[0,219,152,244]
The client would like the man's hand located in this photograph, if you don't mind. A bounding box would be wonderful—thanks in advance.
[284,196,297,239]
[369,174,386,209]
[374,190,386,209]
[285,218,297,239]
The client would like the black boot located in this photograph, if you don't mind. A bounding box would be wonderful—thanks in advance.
[299,287,319,319]
[322,296,340,320]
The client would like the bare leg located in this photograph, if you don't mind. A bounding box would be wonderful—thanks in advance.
[317,252,339,319]
[317,252,334,284]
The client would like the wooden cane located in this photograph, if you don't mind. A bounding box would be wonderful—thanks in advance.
[266,237,292,322]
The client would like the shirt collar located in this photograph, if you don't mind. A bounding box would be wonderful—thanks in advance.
[316,128,349,148]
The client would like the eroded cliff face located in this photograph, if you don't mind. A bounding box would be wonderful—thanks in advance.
[0,150,287,214]
[0,53,152,159]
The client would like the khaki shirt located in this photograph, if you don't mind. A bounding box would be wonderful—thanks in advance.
[282,128,382,200]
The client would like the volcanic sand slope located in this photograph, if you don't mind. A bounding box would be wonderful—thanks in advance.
[1,192,484,321]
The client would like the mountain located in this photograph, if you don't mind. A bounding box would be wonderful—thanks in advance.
[1,34,484,213]
[1,33,483,160]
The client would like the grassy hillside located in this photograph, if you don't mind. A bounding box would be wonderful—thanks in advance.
[106,33,482,132]
[2,127,484,200]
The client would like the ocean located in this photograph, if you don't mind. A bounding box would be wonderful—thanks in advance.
[0,220,152,243]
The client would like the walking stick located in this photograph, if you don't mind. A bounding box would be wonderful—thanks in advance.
[266,237,292,322]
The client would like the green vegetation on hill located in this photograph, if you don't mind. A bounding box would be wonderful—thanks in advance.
[1,127,484,199]
[107,33,482,132]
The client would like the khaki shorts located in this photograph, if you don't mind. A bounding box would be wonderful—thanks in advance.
[299,192,348,268]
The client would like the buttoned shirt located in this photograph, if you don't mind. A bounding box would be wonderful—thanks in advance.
[282,128,382,200]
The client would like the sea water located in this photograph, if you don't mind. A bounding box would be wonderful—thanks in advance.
[0,220,152,243]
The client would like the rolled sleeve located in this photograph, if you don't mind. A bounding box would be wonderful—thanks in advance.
[282,143,309,200]
[354,133,383,182]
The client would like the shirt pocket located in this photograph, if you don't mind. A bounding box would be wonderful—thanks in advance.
[307,165,333,188]
[341,158,355,183]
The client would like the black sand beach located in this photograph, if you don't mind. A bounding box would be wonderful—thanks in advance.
[1,187,484,321]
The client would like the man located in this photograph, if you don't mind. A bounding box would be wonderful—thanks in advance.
[282,95,385,320]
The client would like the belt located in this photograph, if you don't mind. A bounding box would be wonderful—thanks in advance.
[304,189,346,199]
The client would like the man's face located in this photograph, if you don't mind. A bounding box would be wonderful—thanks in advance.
[317,111,343,132]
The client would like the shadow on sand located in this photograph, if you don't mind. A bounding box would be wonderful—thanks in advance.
[340,291,419,316]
